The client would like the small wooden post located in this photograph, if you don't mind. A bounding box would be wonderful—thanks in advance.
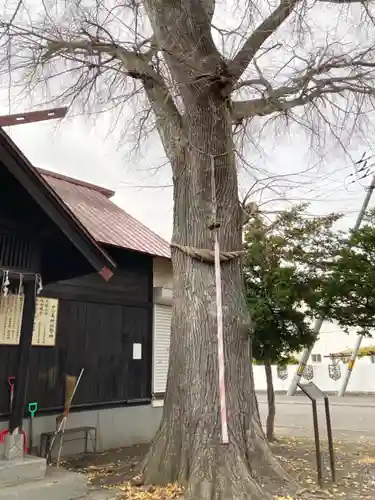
[9,278,36,434]
[325,397,336,483]
[312,400,323,489]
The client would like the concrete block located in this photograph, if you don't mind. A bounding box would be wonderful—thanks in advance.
[0,405,161,459]
[0,455,46,487]
[0,467,87,500]
[3,433,24,460]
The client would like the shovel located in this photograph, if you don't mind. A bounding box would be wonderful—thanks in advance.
[28,402,38,454]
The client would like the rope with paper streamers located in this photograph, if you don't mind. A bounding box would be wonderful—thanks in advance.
[170,243,244,262]
[0,269,43,297]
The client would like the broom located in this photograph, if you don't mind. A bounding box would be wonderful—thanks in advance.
[46,369,84,465]
[56,374,77,429]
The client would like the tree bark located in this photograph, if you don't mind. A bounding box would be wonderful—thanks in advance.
[264,360,276,442]
[142,94,296,499]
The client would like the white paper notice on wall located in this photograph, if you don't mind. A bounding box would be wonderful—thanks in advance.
[133,343,142,360]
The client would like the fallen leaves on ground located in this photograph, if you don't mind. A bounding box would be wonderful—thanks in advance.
[104,481,184,500]
[64,437,375,500]
[271,437,375,499]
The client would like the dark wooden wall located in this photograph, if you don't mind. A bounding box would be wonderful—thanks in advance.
[0,248,153,416]
[0,165,154,416]
[0,163,47,275]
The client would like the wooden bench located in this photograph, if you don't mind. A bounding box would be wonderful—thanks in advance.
[39,426,97,461]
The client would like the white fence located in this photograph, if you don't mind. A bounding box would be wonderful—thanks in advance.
[253,357,375,393]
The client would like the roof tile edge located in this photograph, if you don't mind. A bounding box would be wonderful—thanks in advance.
[37,167,115,198]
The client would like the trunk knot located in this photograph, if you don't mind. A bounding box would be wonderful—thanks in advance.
[208,219,221,230]
[170,243,244,263]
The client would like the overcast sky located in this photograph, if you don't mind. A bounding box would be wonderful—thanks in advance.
[2,112,174,240]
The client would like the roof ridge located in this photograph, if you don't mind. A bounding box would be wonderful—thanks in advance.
[36,167,115,198]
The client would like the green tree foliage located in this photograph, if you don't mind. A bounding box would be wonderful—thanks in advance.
[243,204,343,440]
[327,210,375,336]
[244,204,343,365]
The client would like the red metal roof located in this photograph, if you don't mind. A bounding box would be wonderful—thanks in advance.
[38,168,171,259]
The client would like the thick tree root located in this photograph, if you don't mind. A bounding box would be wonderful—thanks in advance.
[185,453,269,500]
[142,416,298,500]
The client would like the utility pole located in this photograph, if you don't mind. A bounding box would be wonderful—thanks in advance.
[337,174,375,395]
[287,173,375,396]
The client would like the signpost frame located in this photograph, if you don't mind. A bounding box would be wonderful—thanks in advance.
[297,381,336,488]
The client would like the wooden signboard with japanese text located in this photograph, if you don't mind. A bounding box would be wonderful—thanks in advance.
[0,295,59,346]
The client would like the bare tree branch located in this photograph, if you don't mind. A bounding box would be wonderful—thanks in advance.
[41,37,160,82]
[318,0,365,2]
[232,54,375,121]
[228,0,369,84]
[228,0,300,82]
[1,20,184,167]
[142,73,184,167]
[1,0,375,203]
[232,90,321,120]
[234,78,265,91]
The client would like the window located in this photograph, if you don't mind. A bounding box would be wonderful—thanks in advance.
[312,354,322,363]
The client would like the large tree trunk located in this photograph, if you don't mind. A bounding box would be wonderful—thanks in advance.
[141,96,296,499]
[265,360,276,442]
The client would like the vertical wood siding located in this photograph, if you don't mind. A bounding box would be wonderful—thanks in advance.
[0,251,153,416]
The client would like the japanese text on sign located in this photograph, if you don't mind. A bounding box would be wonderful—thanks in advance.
[0,295,59,346]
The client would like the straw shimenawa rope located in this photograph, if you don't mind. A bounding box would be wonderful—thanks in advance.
[171,242,244,263]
